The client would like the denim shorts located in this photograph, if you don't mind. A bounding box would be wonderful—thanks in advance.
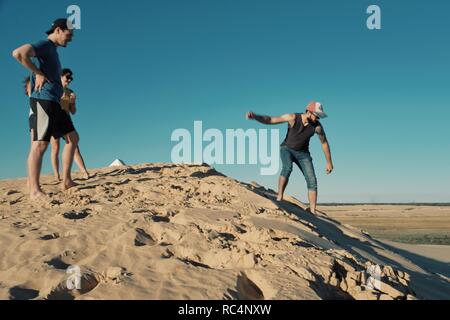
[280,145,317,191]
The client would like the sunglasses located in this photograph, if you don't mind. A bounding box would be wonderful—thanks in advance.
[64,74,73,81]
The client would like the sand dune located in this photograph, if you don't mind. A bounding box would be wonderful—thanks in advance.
[0,163,447,300]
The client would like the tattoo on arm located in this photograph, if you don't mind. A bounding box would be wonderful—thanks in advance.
[253,115,272,124]
[316,126,327,144]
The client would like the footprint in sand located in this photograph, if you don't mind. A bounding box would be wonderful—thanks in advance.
[46,272,100,300]
[134,228,157,247]
[4,189,20,196]
[116,178,131,185]
[76,184,99,191]
[63,209,91,220]
[291,240,315,248]
[236,273,265,300]
[9,286,40,300]
[136,177,152,182]
[151,215,170,223]
[12,221,31,229]
[9,196,24,205]
[178,257,211,269]
[45,257,71,270]
[39,233,60,241]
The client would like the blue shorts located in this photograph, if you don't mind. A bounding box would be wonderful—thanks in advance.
[280,145,317,191]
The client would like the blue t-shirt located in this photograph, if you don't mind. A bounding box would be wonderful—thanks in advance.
[30,40,63,103]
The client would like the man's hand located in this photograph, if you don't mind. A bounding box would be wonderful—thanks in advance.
[246,111,255,120]
[34,73,50,92]
[69,93,77,114]
[326,162,333,174]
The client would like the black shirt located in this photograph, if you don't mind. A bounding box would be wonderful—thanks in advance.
[281,113,320,152]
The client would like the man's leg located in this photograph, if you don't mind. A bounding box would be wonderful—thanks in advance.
[50,137,61,181]
[61,130,79,190]
[278,147,293,201]
[28,141,49,199]
[74,146,90,179]
[277,176,289,201]
[308,190,318,214]
[296,152,318,214]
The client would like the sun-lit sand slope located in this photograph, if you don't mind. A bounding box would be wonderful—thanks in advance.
[0,163,447,300]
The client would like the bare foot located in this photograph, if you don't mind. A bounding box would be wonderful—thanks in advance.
[30,190,47,200]
[61,180,79,191]
[306,207,316,215]
[54,175,61,182]
[82,171,90,180]
[276,196,283,201]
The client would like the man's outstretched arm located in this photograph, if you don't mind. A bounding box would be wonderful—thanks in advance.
[316,125,334,174]
[12,44,49,92]
[246,112,295,125]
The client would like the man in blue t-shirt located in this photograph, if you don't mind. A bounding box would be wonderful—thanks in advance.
[12,18,80,200]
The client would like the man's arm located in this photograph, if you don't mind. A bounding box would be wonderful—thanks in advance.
[246,112,295,125]
[69,92,77,115]
[316,125,334,174]
[12,44,49,92]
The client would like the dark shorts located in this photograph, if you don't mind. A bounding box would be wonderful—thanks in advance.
[29,98,75,142]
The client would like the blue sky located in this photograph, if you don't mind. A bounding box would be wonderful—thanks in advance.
[1,0,449,203]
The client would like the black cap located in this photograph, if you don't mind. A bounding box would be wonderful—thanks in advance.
[45,18,70,35]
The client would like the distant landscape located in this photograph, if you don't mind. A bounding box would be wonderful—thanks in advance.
[321,204,450,245]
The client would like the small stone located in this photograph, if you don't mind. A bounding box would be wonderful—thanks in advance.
[360,272,367,285]
[328,272,339,286]
[5,190,19,196]
[348,286,362,296]
[399,278,409,286]
[346,277,357,288]
[106,267,124,279]
[342,263,356,273]
[161,249,174,259]
[407,294,418,300]
[383,266,396,278]
[380,282,404,299]
[379,294,394,300]
[347,272,359,281]
[352,290,378,300]
[340,279,348,292]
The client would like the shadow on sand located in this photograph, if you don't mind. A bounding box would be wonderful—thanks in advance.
[246,183,450,300]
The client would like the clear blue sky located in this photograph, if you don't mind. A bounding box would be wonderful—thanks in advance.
[1,0,449,203]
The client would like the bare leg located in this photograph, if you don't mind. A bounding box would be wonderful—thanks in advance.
[277,176,289,201]
[61,131,79,191]
[308,190,317,214]
[27,130,33,189]
[50,137,61,181]
[28,141,49,199]
[74,146,89,179]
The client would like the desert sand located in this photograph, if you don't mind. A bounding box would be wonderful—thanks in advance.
[0,163,448,300]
